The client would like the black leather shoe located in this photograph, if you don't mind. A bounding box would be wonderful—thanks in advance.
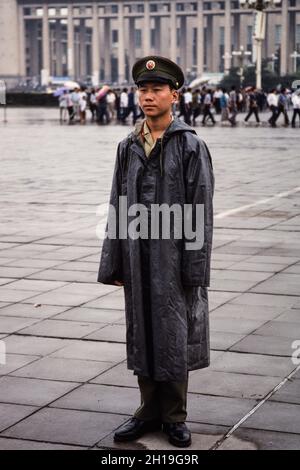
[163,422,192,447]
[114,417,161,442]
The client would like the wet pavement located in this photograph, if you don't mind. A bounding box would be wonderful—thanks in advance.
[0,107,299,450]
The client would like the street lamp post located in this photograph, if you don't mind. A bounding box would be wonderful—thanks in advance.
[222,52,232,73]
[270,53,278,73]
[232,45,252,87]
[239,1,282,89]
[290,51,300,74]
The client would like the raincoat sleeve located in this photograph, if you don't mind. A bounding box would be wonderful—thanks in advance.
[181,137,214,287]
[97,142,124,285]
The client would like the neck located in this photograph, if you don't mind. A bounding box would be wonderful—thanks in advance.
[145,112,173,135]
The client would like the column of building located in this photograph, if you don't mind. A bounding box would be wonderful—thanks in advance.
[180,15,187,71]
[42,3,50,85]
[197,0,204,77]
[128,15,136,76]
[55,20,63,77]
[18,3,26,76]
[143,0,151,56]
[224,0,232,73]
[92,2,100,85]
[67,4,74,78]
[170,0,177,62]
[118,2,125,83]
[280,0,289,75]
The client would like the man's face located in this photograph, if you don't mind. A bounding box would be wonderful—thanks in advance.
[137,82,178,118]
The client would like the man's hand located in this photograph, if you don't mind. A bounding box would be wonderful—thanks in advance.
[115,280,124,286]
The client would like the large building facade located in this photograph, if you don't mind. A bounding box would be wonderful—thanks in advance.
[0,0,300,85]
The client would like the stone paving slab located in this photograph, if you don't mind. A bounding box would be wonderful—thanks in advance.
[0,279,15,286]
[1,407,128,447]
[84,295,126,310]
[26,269,97,283]
[230,293,299,308]
[210,317,267,335]
[53,307,124,324]
[273,309,300,323]
[3,334,72,356]
[9,357,113,383]
[217,428,300,450]
[200,331,245,351]
[0,437,87,450]
[186,394,256,427]
[269,378,300,405]
[0,289,40,303]
[0,303,69,319]
[0,403,38,433]
[0,376,80,406]
[50,383,140,415]
[0,353,40,376]
[253,321,300,339]
[85,324,126,343]
[211,303,286,321]
[188,370,280,399]
[230,334,297,357]
[210,351,297,377]
[90,362,138,388]
[240,401,300,434]
[49,339,126,363]
[18,319,103,339]
[5,279,67,292]
[0,316,41,334]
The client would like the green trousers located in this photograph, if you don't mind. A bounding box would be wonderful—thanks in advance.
[133,375,188,423]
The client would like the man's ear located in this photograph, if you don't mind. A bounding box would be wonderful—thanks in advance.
[172,89,179,103]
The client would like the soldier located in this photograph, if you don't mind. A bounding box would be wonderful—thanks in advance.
[97,56,214,448]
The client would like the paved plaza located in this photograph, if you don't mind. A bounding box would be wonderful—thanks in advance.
[0,107,299,450]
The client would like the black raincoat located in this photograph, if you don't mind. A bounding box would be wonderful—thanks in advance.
[97,117,214,381]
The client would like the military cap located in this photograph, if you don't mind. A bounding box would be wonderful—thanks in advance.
[132,55,185,90]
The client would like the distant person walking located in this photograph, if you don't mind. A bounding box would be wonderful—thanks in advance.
[244,87,260,123]
[291,90,300,128]
[59,90,68,122]
[183,87,193,125]
[220,88,230,123]
[228,85,238,126]
[202,89,216,125]
[120,88,129,124]
[274,88,290,126]
[267,89,278,127]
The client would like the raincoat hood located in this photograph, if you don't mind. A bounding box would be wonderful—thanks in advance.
[131,117,197,176]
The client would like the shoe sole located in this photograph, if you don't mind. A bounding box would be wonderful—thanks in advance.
[168,436,192,448]
[114,425,162,442]
[163,429,192,448]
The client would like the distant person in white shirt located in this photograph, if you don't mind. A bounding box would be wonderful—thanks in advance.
[71,88,81,120]
[183,87,193,125]
[107,90,117,121]
[291,90,300,128]
[59,91,68,122]
[79,94,87,124]
[267,89,278,127]
[120,88,129,123]
[213,87,222,114]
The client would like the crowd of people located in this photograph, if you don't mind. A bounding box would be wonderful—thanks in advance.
[57,84,300,128]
